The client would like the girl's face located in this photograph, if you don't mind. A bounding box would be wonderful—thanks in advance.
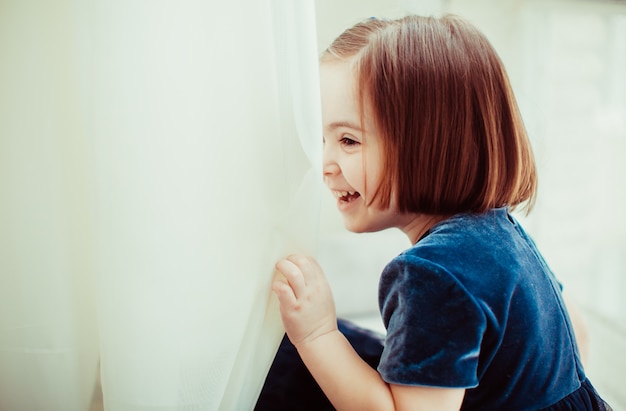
[320,60,416,235]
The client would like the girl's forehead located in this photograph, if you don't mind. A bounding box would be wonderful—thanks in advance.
[319,61,356,96]
[319,61,360,129]
[320,61,380,138]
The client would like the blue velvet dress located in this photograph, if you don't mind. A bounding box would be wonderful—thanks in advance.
[256,209,611,410]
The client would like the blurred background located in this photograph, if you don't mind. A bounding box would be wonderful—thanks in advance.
[315,0,626,409]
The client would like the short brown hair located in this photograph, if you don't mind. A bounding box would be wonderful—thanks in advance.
[322,15,537,214]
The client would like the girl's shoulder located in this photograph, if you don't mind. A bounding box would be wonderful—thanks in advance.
[383,207,549,301]
[397,208,525,267]
[423,207,522,242]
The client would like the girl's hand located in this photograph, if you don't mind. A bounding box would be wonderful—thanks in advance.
[272,254,338,347]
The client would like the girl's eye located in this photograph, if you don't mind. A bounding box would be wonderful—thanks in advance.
[340,136,359,146]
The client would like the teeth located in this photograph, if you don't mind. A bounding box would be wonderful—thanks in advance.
[334,190,355,198]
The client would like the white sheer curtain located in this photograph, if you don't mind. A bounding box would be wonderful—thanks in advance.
[0,0,321,410]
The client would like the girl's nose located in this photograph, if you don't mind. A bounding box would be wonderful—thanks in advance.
[323,161,340,177]
[322,144,340,177]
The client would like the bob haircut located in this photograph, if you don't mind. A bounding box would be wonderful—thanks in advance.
[321,15,537,215]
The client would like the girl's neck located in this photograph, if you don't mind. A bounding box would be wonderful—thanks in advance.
[401,213,449,245]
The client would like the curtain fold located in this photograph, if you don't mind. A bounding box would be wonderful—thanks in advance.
[0,1,100,410]
[0,0,322,409]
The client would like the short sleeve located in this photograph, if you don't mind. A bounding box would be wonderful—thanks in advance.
[377,254,486,388]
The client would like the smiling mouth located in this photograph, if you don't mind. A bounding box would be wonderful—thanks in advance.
[333,190,361,203]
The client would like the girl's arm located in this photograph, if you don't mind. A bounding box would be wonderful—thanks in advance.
[273,254,465,411]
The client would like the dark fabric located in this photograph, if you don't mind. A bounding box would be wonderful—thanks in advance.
[539,379,613,411]
[377,208,609,410]
[255,319,384,411]
[256,321,612,411]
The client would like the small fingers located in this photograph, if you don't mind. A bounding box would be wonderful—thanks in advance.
[272,276,297,307]
[275,259,307,299]
[285,254,321,284]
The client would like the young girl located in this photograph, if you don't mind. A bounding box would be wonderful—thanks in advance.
[258,15,612,411]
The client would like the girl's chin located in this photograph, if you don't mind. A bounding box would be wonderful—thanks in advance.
[341,218,386,234]
[341,219,365,233]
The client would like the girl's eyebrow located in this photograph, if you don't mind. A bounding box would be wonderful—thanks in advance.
[327,121,363,132]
